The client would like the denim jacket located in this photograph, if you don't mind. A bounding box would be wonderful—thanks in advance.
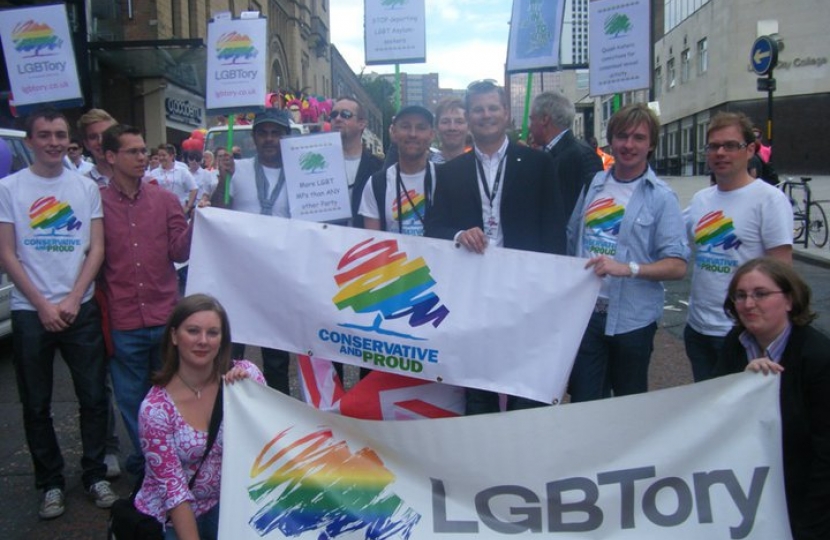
[567,168,689,335]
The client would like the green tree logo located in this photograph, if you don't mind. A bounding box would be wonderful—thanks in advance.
[300,152,327,173]
[604,13,632,37]
[382,0,407,7]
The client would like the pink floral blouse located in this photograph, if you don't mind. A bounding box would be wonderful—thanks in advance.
[134,360,264,525]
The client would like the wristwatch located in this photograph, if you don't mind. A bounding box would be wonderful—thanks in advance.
[628,261,640,278]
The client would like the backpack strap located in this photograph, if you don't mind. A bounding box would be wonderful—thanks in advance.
[371,167,389,232]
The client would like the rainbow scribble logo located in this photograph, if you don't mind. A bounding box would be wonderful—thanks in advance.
[29,196,82,235]
[247,428,420,539]
[12,20,63,57]
[215,31,258,64]
[694,210,742,251]
[300,152,327,173]
[585,197,624,235]
[604,13,632,38]
[392,190,425,222]
[332,239,449,341]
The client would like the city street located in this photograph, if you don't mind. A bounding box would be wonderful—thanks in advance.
[0,177,828,539]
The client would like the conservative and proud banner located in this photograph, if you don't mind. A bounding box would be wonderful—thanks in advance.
[219,374,791,539]
[187,208,600,403]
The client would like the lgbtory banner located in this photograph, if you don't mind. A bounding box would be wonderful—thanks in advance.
[187,208,600,403]
[219,373,791,539]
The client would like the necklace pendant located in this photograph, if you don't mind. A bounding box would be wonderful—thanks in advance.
[195,389,201,400]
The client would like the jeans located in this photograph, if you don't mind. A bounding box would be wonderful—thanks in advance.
[684,324,726,382]
[110,326,165,475]
[11,301,108,490]
[568,312,657,403]
[105,373,121,455]
[164,503,219,540]
[232,343,291,395]
[465,389,548,415]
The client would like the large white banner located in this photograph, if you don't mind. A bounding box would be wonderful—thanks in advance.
[364,0,426,65]
[588,0,651,96]
[206,16,267,113]
[506,0,566,72]
[219,374,791,539]
[0,4,83,111]
[187,208,600,403]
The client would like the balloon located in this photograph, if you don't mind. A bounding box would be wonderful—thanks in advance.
[190,129,205,140]
[0,139,11,179]
[181,138,200,151]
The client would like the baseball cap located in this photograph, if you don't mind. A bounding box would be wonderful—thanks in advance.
[253,109,292,133]
[393,105,434,127]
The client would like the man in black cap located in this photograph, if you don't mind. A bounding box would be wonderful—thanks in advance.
[212,108,294,393]
[359,105,436,235]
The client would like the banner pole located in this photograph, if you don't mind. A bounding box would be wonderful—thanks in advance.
[521,72,533,143]
[394,64,401,111]
[223,113,235,205]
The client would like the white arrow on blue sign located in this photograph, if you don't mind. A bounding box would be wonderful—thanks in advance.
[750,36,778,76]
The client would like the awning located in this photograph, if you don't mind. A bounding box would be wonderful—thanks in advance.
[88,39,206,95]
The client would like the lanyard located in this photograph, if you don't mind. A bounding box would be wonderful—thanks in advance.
[395,163,432,234]
[475,154,507,207]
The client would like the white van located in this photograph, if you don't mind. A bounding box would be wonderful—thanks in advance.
[0,128,33,338]
[204,121,307,159]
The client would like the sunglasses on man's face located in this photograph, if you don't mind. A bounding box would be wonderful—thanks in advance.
[68,146,81,151]
[330,110,355,120]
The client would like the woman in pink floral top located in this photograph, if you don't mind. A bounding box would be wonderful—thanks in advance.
[135,294,265,540]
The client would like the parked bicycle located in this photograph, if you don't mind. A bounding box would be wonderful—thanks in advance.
[777,177,828,248]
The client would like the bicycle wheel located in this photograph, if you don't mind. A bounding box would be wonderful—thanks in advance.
[807,202,828,248]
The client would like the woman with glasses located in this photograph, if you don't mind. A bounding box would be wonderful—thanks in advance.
[714,257,830,540]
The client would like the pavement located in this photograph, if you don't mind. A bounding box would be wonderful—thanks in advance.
[0,174,828,539]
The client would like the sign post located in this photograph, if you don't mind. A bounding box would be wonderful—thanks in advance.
[750,35,779,148]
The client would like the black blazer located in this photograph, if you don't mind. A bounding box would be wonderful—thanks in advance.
[545,131,603,221]
[715,324,830,540]
[424,142,566,254]
[350,150,383,229]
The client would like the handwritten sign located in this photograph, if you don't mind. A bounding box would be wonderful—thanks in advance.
[281,133,351,222]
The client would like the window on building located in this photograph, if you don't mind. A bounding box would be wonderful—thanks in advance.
[681,49,691,83]
[697,38,708,75]
[654,66,662,98]
[667,58,676,90]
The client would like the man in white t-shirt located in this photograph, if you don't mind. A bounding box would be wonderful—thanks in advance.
[360,105,436,235]
[0,109,117,519]
[212,108,294,394]
[684,111,793,381]
[148,143,198,215]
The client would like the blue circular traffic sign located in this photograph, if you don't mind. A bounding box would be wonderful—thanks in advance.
[750,36,778,76]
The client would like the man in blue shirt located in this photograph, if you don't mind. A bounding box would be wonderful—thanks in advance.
[567,104,689,402]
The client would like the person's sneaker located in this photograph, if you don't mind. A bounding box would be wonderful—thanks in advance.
[104,453,121,479]
[87,480,118,509]
[38,488,65,520]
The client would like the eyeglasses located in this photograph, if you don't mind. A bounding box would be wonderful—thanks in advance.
[731,290,785,303]
[67,146,80,151]
[704,141,748,153]
[330,110,355,120]
[467,79,498,91]
[118,148,149,157]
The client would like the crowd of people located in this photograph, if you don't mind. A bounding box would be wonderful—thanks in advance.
[0,77,826,539]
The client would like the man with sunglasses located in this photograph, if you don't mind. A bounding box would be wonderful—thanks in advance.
[330,97,382,228]
[97,124,192,476]
[425,79,566,414]
[683,111,792,382]
[66,138,93,175]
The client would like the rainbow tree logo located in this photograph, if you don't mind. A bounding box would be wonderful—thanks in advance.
[29,197,82,235]
[585,197,625,235]
[247,428,421,539]
[300,152,327,173]
[332,238,449,341]
[694,210,742,251]
[391,190,425,223]
[12,20,63,57]
[215,31,258,64]
[604,12,632,38]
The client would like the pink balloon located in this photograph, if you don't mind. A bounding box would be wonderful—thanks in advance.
[190,129,206,140]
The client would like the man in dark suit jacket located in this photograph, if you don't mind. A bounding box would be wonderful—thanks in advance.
[331,97,382,228]
[530,91,603,220]
[424,80,566,414]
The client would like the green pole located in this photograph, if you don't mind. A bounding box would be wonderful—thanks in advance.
[223,114,235,205]
[394,63,401,111]
[521,73,534,143]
